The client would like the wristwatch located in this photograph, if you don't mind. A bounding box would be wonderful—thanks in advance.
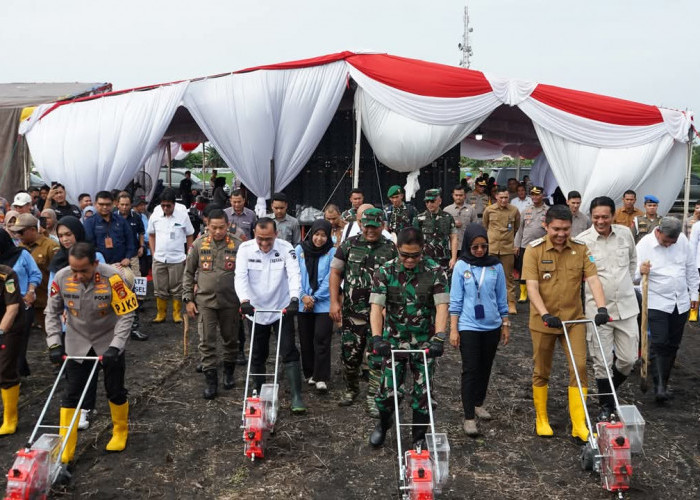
[183,298,191,304]
[502,320,511,327]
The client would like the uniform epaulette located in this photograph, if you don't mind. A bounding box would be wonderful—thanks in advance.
[0,273,6,280]
[529,237,544,247]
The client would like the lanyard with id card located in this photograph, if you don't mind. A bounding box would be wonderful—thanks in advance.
[471,265,487,320]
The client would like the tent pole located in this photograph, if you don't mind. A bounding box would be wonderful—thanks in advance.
[683,133,693,225]
[167,141,172,187]
[353,100,362,189]
[270,158,275,197]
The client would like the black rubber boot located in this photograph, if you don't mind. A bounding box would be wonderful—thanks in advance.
[223,362,235,390]
[235,351,247,366]
[369,411,394,448]
[596,378,614,421]
[203,370,218,400]
[611,364,628,390]
[652,355,669,404]
[412,411,431,449]
[195,363,203,373]
[130,310,149,341]
[284,362,306,414]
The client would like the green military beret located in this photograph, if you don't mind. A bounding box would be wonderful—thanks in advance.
[387,185,403,197]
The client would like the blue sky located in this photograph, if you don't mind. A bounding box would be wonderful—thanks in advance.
[3,0,697,116]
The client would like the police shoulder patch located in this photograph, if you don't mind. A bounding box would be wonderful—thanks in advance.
[5,279,15,294]
[50,281,60,297]
[529,237,544,247]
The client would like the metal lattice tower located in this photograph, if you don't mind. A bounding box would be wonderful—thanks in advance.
[458,5,473,68]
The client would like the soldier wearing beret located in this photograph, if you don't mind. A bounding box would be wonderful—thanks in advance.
[514,186,549,303]
[413,189,458,272]
[383,185,417,236]
[633,195,661,243]
[367,227,449,448]
[330,208,397,416]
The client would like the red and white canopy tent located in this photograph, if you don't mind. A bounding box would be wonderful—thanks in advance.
[19,51,694,216]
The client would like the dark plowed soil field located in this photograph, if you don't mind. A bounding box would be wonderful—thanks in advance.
[2,296,699,499]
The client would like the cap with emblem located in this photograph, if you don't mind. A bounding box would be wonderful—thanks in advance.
[11,213,39,231]
[134,196,147,206]
[361,207,385,227]
[387,185,403,197]
[530,186,544,195]
[12,192,32,207]
[424,188,442,201]
[644,195,659,204]
[476,179,487,187]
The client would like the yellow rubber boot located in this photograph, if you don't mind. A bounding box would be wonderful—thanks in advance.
[533,385,553,437]
[105,401,129,452]
[172,300,183,324]
[689,307,698,322]
[569,386,589,442]
[59,408,79,463]
[152,298,167,323]
[0,385,20,436]
[518,284,528,303]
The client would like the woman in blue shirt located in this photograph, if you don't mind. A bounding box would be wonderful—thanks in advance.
[295,219,336,394]
[0,228,42,379]
[449,223,510,437]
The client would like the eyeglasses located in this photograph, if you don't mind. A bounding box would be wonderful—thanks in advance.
[470,244,489,252]
[399,251,422,259]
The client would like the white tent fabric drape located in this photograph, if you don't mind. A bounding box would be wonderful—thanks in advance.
[22,83,188,203]
[534,125,684,215]
[529,153,560,203]
[142,141,181,201]
[183,61,347,214]
[356,88,485,172]
[460,138,507,160]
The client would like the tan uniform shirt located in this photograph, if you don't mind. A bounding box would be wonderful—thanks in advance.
[465,191,490,217]
[182,233,242,308]
[578,225,639,320]
[443,203,477,248]
[482,204,520,255]
[522,235,597,334]
[22,235,59,308]
[613,207,643,230]
[514,204,549,248]
[570,211,591,237]
[46,264,135,356]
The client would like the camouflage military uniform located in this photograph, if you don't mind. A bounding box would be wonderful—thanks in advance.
[384,202,417,234]
[341,208,357,223]
[331,234,397,409]
[633,215,660,244]
[369,257,449,415]
[413,210,457,270]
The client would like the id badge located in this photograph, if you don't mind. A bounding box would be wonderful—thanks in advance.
[104,236,114,249]
[474,304,485,320]
[170,231,176,240]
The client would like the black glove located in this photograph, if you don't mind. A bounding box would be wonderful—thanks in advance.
[101,346,120,368]
[427,334,446,358]
[371,336,392,358]
[284,298,299,315]
[542,314,563,329]
[595,307,611,326]
[48,344,65,364]
[240,302,255,316]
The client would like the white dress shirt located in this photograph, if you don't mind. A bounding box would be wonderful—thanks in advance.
[511,196,533,214]
[578,224,639,320]
[635,232,699,314]
[235,238,302,325]
[687,219,700,268]
[147,204,194,263]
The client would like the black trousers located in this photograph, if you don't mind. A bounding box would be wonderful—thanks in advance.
[0,330,21,389]
[248,318,299,385]
[63,348,128,407]
[298,312,333,382]
[648,307,687,358]
[16,306,33,376]
[459,328,501,419]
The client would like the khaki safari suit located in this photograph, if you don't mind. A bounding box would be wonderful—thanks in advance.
[482,203,520,306]
[522,235,597,388]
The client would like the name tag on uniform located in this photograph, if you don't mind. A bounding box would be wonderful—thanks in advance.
[105,236,114,249]
[109,274,138,315]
